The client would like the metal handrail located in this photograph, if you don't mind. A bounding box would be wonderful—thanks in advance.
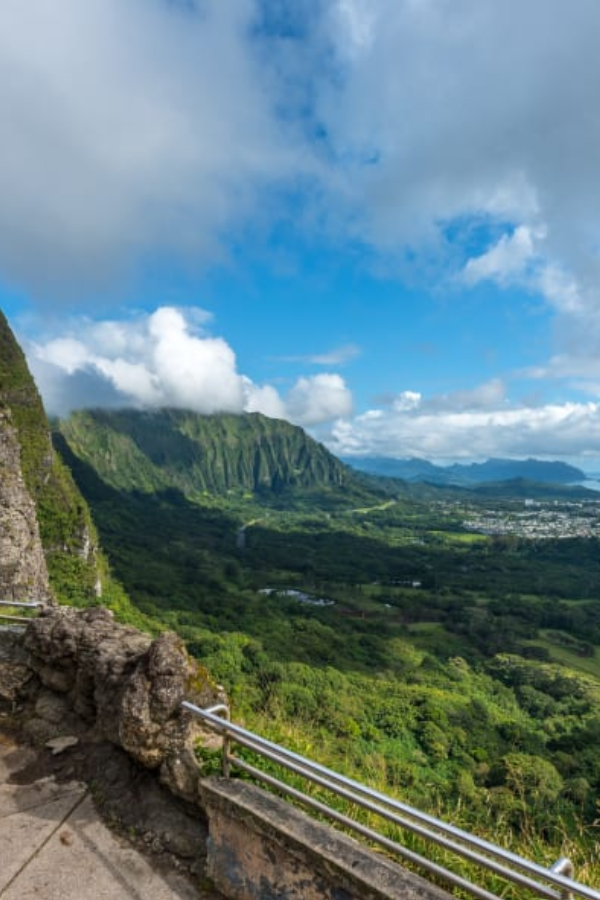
[184,701,600,900]
[0,600,44,624]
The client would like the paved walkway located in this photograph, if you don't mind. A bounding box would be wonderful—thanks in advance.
[0,731,217,900]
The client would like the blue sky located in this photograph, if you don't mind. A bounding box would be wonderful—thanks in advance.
[3,0,600,465]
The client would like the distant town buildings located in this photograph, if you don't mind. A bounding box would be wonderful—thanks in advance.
[461,499,600,539]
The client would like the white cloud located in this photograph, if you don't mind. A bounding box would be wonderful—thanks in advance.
[38,337,93,375]
[322,0,600,348]
[243,381,287,420]
[4,0,600,336]
[317,376,600,463]
[536,266,583,315]
[327,395,600,462]
[146,307,245,412]
[317,0,600,403]
[423,379,507,413]
[9,0,600,463]
[392,391,421,412]
[462,227,589,323]
[0,0,299,292]
[26,306,353,427]
[26,305,600,463]
[462,227,538,287]
[325,1,600,245]
[285,374,354,426]
[278,344,362,366]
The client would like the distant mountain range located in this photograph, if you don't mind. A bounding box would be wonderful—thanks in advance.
[343,456,587,486]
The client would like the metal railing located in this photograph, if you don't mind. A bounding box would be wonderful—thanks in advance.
[184,701,600,900]
[0,600,44,624]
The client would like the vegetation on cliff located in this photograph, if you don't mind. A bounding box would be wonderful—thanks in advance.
[0,310,131,609]
[57,408,353,499]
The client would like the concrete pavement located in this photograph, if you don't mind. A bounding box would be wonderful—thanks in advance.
[0,730,220,900]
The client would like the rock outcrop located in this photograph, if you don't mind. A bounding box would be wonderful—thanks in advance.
[0,409,51,602]
[0,626,35,702]
[20,606,225,801]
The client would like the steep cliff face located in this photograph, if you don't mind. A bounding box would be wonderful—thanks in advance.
[0,408,51,602]
[0,310,100,603]
[56,408,351,497]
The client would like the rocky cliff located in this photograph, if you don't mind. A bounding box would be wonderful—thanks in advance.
[0,310,102,603]
[0,407,50,602]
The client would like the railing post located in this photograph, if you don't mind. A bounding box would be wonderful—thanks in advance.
[552,858,574,900]
[202,704,231,778]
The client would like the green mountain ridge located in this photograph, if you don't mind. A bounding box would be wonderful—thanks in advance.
[55,408,598,507]
[56,408,354,499]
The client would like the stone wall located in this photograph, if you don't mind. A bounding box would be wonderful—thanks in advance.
[3,606,224,802]
[201,778,453,900]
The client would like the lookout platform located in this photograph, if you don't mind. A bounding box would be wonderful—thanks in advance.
[0,726,222,900]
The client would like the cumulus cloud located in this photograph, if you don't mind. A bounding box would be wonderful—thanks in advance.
[25,306,353,427]
[321,0,600,354]
[462,227,538,287]
[4,0,600,336]
[391,391,421,413]
[315,373,600,463]
[243,381,287,420]
[327,393,600,462]
[25,305,600,462]
[0,0,299,292]
[286,374,353,425]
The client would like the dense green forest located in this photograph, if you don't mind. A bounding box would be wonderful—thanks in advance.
[52,408,600,882]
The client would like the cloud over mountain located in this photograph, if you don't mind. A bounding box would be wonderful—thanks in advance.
[27,306,352,428]
[6,2,600,462]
